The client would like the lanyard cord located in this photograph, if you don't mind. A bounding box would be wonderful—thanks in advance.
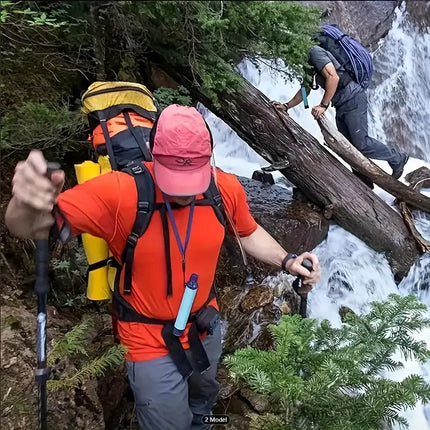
[163,195,195,284]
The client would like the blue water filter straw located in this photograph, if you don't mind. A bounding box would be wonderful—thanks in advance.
[173,273,198,336]
[301,86,309,109]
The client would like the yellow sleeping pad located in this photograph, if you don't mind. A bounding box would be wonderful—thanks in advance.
[74,160,112,301]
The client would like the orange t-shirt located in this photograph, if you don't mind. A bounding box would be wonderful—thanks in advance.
[57,163,257,361]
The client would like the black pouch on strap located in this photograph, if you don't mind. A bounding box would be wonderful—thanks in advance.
[188,322,211,373]
[161,322,193,378]
[195,305,220,335]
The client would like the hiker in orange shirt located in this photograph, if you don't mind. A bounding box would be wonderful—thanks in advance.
[6,105,321,430]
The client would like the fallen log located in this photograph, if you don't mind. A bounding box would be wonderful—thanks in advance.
[147,56,423,277]
[317,114,430,213]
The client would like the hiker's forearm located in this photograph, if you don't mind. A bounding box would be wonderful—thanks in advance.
[285,90,303,108]
[321,74,339,106]
[239,224,287,268]
[5,198,55,239]
[239,224,322,284]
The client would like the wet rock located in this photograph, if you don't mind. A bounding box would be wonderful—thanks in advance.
[405,0,430,30]
[301,1,399,48]
[240,286,274,313]
[239,177,329,255]
[339,305,355,321]
[240,388,271,413]
[405,167,430,189]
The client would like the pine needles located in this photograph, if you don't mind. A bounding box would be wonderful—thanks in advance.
[225,294,430,430]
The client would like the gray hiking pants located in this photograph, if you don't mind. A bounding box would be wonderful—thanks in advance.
[335,91,403,169]
[126,323,222,430]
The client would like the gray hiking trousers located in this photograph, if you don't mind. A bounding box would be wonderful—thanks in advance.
[126,323,222,430]
[335,91,403,169]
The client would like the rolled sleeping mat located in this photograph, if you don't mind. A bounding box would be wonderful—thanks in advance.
[97,156,117,292]
[74,161,112,301]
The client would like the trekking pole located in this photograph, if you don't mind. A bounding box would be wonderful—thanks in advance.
[34,161,61,430]
[292,259,313,318]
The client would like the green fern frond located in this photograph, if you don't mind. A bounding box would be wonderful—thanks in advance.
[48,344,126,391]
[47,319,94,366]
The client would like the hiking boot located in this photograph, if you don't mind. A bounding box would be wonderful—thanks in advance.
[392,153,409,179]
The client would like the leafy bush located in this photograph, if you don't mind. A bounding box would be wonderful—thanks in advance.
[0,101,86,158]
[153,86,193,111]
[225,294,430,430]
[119,1,321,102]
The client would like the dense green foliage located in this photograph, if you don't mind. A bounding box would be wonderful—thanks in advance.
[0,1,321,165]
[1,101,86,157]
[225,294,430,430]
[153,85,193,110]
[131,1,321,101]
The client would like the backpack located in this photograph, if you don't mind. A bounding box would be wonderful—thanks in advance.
[317,24,373,89]
[77,82,227,301]
[81,81,157,169]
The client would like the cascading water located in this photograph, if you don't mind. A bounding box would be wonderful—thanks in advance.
[203,3,430,428]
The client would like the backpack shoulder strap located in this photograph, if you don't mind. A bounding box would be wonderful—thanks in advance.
[195,177,226,227]
[120,161,155,295]
[123,111,153,162]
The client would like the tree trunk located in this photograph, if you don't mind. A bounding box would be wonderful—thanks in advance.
[149,58,422,278]
[89,2,106,81]
[317,114,430,212]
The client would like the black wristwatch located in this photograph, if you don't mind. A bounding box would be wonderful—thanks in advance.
[281,253,298,274]
[320,102,329,109]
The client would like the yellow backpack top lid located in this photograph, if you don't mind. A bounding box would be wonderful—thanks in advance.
[81,81,157,128]
[81,81,157,170]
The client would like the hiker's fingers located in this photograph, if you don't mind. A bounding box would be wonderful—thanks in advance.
[271,101,287,112]
[295,252,321,286]
[311,105,326,119]
[51,170,65,197]
[12,151,59,211]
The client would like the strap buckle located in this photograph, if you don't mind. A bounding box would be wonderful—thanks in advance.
[138,201,150,213]
[126,233,139,248]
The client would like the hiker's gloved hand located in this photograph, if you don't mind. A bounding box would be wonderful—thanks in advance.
[10,150,65,237]
[284,251,321,289]
[311,104,326,119]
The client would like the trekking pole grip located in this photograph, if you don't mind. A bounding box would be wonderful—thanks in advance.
[34,240,50,296]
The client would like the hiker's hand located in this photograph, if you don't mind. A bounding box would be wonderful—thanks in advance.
[311,104,326,119]
[284,252,321,289]
[271,101,288,113]
[9,150,65,238]
[12,150,64,211]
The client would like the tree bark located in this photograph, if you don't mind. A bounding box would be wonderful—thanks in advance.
[150,56,422,278]
[317,114,430,212]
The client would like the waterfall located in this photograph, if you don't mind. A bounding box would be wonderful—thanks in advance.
[203,4,430,428]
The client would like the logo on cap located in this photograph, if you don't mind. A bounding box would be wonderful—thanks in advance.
[176,157,193,166]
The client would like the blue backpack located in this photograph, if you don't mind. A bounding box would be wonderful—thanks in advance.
[317,24,373,89]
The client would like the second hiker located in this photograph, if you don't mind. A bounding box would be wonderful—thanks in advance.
[273,25,409,188]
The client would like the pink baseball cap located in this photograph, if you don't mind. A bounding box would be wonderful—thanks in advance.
[151,105,212,196]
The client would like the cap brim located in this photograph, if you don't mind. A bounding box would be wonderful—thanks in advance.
[153,159,211,196]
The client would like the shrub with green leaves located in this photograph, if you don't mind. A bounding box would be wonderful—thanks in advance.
[153,86,193,111]
[225,294,430,430]
[0,101,86,158]
[119,1,321,102]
